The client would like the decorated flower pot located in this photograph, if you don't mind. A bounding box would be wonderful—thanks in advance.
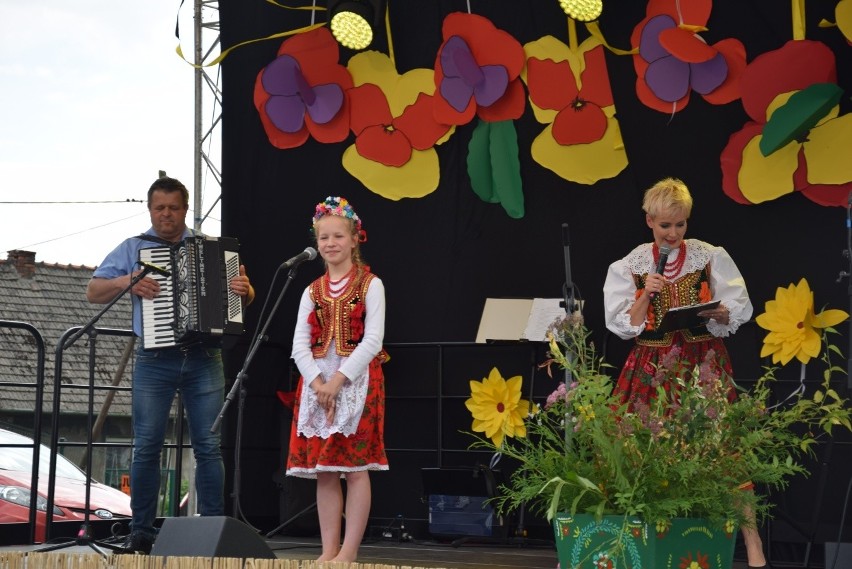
[553,514,737,569]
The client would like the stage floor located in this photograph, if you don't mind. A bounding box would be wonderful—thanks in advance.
[0,534,767,569]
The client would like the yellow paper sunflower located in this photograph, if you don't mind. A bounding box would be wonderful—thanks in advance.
[755,278,848,365]
[465,367,531,447]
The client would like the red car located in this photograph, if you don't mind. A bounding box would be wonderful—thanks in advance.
[0,428,131,543]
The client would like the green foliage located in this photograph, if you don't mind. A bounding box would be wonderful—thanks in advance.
[471,316,852,529]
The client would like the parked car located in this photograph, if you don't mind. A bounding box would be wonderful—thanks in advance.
[0,428,131,543]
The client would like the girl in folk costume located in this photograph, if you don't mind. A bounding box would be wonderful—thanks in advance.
[287,196,388,563]
[603,178,767,568]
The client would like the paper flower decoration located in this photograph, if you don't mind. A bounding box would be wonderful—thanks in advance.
[522,35,628,184]
[254,27,354,149]
[755,278,848,366]
[631,0,745,114]
[432,12,526,126]
[342,51,452,200]
[433,12,528,218]
[720,40,852,206]
[465,367,531,447]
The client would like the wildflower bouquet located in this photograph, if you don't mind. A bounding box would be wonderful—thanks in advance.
[469,300,852,530]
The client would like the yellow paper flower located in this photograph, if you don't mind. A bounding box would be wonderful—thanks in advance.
[465,367,531,447]
[755,278,848,365]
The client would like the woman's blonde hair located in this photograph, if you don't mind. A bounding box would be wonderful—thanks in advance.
[642,177,693,219]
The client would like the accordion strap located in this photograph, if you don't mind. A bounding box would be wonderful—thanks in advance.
[135,233,176,247]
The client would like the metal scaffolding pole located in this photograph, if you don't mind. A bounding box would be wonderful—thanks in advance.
[193,0,222,233]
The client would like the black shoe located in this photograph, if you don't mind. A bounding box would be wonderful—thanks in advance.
[116,531,155,555]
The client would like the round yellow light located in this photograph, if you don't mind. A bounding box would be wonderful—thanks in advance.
[559,0,602,22]
[330,11,374,50]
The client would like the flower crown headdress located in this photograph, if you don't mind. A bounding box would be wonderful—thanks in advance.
[312,196,367,242]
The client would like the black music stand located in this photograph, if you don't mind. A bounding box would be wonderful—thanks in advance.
[211,261,309,533]
[37,265,158,556]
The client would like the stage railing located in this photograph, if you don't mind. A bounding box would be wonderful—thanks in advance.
[44,326,190,542]
[0,320,47,545]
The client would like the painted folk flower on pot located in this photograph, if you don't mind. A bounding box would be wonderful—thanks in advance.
[465,367,532,447]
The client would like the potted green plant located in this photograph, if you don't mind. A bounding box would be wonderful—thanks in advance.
[465,279,852,569]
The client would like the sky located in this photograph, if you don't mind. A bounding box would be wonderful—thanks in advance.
[0,1,221,267]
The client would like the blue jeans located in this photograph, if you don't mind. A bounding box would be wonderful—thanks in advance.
[130,343,225,537]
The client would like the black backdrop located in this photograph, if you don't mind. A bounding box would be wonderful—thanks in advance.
[216,0,852,555]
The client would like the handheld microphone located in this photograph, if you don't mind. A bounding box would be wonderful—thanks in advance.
[280,247,318,270]
[139,261,171,277]
[655,245,672,275]
[650,245,671,299]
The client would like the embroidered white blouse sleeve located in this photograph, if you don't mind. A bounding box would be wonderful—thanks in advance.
[705,246,753,337]
[291,286,323,382]
[603,258,647,340]
[338,277,386,380]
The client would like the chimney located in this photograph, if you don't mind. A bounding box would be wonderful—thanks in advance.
[7,250,36,278]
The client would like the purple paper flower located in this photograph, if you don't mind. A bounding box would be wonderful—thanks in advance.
[261,54,344,133]
[639,15,727,103]
[438,35,509,113]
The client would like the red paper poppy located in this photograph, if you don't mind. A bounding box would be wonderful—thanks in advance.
[526,44,614,146]
[348,83,450,167]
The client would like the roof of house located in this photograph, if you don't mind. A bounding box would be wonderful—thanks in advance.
[0,250,134,417]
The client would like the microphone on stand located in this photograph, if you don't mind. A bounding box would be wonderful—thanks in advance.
[280,247,318,270]
[650,245,671,299]
[139,261,171,277]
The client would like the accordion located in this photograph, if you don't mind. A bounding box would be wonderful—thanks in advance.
[139,235,244,349]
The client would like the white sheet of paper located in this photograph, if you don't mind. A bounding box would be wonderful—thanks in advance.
[475,298,570,343]
[522,298,567,342]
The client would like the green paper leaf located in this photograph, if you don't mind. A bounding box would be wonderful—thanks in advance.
[467,120,498,203]
[760,82,844,156]
[488,120,525,219]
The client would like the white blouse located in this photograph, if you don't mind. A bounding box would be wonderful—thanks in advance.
[603,239,753,340]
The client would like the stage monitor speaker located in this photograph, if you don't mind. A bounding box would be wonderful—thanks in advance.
[151,516,276,559]
[825,542,852,568]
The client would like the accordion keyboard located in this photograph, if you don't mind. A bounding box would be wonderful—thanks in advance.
[139,247,177,349]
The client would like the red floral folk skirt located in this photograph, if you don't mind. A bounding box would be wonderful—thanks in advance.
[614,334,736,406]
[287,357,388,478]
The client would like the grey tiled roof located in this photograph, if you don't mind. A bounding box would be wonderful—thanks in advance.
[0,256,135,417]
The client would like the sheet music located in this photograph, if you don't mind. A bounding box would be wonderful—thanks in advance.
[475,298,570,343]
[522,298,566,342]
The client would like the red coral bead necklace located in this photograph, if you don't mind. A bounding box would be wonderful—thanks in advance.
[653,241,687,278]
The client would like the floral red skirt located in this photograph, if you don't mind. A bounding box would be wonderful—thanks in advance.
[287,357,388,478]
[614,334,736,406]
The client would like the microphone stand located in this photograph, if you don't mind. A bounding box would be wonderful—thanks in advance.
[211,262,305,524]
[560,222,579,379]
[845,194,852,391]
[38,266,157,556]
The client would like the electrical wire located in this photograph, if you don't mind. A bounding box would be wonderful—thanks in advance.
[10,212,147,250]
[0,199,143,204]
